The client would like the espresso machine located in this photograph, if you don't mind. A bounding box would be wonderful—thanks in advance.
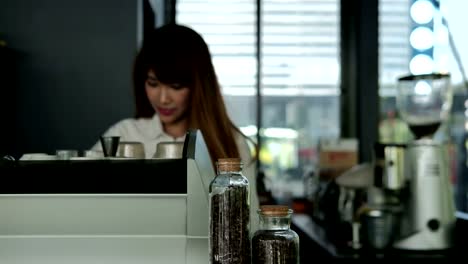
[391,73,456,250]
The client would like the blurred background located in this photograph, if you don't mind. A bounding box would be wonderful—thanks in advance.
[0,0,467,212]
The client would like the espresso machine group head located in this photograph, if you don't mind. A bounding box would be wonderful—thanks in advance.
[392,73,456,250]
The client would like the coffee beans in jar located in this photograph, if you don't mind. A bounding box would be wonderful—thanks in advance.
[209,158,250,264]
[252,205,299,264]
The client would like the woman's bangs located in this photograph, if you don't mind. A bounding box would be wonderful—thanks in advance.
[147,50,192,87]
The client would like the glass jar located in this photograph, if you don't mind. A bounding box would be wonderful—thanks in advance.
[252,205,300,264]
[209,158,250,264]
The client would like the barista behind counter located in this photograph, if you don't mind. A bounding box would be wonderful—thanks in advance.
[90,24,259,232]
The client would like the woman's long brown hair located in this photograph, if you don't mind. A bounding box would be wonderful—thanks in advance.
[132,23,245,163]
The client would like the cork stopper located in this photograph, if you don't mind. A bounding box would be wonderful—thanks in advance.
[217,158,242,172]
[259,205,292,216]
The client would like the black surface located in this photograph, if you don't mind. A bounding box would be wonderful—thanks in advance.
[340,0,379,163]
[398,73,450,81]
[0,158,187,194]
[0,0,136,158]
[293,214,468,263]
[0,45,16,158]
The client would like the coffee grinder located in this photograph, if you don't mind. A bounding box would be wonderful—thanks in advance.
[393,73,456,250]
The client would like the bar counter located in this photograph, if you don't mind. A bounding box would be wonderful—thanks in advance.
[291,212,468,263]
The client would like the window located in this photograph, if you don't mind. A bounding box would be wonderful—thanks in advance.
[378,0,413,144]
[177,0,341,200]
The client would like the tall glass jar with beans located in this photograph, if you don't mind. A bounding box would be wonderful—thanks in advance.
[209,158,250,264]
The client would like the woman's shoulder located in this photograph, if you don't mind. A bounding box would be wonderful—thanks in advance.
[232,129,245,142]
[233,129,255,161]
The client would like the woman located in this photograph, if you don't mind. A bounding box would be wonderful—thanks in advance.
[91,23,259,231]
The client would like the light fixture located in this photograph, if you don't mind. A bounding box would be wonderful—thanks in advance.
[409,54,434,74]
[410,26,434,50]
[410,0,434,24]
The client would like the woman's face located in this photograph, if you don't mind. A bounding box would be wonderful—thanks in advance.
[145,70,191,126]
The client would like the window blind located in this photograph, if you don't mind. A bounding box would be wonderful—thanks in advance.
[176,0,340,97]
[379,0,411,96]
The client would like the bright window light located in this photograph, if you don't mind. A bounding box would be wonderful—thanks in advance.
[240,125,258,137]
[262,128,298,139]
[434,24,449,45]
[239,126,299,139]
